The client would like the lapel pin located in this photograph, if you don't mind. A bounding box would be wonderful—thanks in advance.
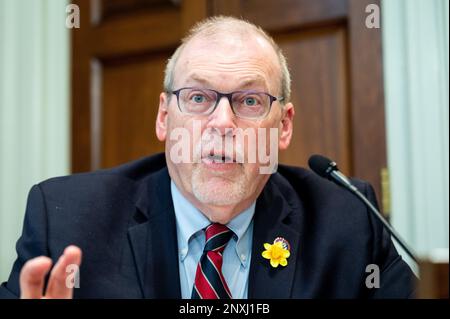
[261,237,291,268]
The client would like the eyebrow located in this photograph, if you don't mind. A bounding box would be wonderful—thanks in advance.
[186,73,268,91]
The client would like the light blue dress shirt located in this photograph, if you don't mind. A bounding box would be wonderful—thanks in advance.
[171,180,255,299]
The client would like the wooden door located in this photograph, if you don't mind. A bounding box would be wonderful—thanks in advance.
[71,0,387,207]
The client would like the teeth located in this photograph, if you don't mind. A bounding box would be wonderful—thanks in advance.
[208,154,232,163]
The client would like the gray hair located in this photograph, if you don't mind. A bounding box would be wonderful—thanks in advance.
[163,16,291,103]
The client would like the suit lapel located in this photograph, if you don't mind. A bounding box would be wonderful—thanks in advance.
[128,168,181,298]
[248,176,303,299]
[127,163,304,299]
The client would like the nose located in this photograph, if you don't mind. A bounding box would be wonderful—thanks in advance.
[207,96,237,135]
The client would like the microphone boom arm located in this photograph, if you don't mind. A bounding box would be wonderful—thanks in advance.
[309,155,419,264]
[349,185,418,263]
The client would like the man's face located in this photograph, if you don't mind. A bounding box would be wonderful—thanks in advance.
[156,32,294,221]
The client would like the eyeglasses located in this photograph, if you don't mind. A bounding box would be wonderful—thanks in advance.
[170,87,284,120]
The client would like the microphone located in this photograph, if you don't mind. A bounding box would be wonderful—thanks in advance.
[308,154,418,263]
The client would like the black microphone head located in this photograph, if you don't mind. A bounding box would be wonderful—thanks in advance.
[308,154,337,178]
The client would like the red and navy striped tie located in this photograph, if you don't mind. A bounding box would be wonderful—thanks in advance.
[191,223,233,299]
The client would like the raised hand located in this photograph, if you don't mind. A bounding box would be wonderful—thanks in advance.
[20,245,82,299]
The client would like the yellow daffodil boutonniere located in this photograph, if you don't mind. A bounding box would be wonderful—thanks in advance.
[261,238,291,268]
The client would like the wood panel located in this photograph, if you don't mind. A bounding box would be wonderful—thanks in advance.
[90,8,182,58]
[277,25,351,175]
[348,0,386,197]
[100,0,175,19]
[100,54,167,168]
[71,0,208,172]
[72,0,94,173]
[212,0,348,30]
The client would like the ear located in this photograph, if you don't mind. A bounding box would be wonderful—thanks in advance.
[278,102,295,151]
[155,92,170,142]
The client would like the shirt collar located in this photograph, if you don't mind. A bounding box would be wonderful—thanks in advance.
[226,202,255,267]
[171,181,210,260]
[171,180,255,267]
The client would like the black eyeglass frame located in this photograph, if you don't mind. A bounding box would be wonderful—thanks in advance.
[169,87,285,119]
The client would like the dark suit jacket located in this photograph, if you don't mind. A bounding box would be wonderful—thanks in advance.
[0,153,416,298]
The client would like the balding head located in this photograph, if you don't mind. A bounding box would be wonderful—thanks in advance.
[164,16,291,103]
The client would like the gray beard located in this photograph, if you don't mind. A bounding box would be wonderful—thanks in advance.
[191,165,248,206]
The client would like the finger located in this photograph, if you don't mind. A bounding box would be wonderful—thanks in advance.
[45,245,82,299]
[20,256,53,299]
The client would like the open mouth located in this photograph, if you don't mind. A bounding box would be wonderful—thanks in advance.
[206,153,234,163]
[202,150,237,164]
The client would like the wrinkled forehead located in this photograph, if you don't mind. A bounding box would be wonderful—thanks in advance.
[173,32,281,91]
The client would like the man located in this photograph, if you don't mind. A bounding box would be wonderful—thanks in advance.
[0,16,416,299]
